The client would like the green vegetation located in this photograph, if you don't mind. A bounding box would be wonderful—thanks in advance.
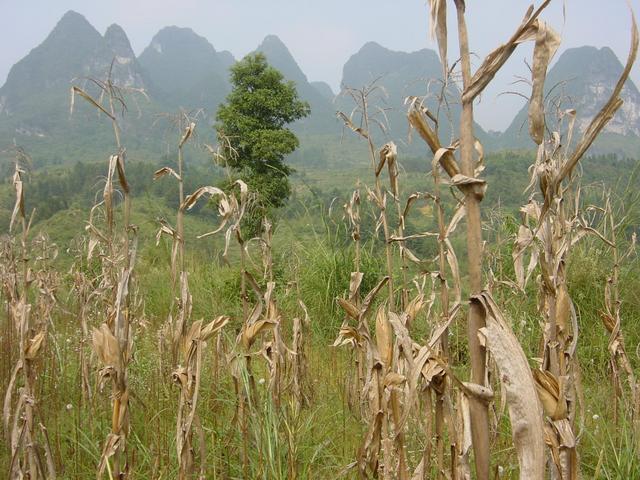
[215,52,310,230]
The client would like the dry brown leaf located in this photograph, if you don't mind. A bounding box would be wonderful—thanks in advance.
[25,332,45,360]
[474,292,545,479]
[70,86,115,120]
[332,326,362,348]
[153,166,181,181]
[241,319,277,350]
[375,306,393,368]
[463,1,552,103]
[533,369,567,421]
[556,284,570,334]
[337,298,360,320]
[429,0,448,72]
[199,316,229,341]
[92,324,120,367]
[182,186,226,211]
[179,122,196,149]
[528,21,561,145]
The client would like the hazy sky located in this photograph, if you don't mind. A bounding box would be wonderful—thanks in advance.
[0,0,638,131]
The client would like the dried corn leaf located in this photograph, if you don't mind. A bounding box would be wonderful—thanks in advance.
[179,122,196,148]
[337,111,368,139]
[182,186,226,211]
[332,326,362,348]
[92,324,120,367]
[153,166,181,181]
[3,360,22,435]
[533,369,567,420]
[359,276,389,321]
[25,332,45,360]
[404,293,425,324]
[375,306,393,367]
[556,284,570,334]
[97,433,121,477]
[9,169,24,232]
[428,0,448,72]
[70,86,115,120]
[463,2,552,102]
[199,316,229,341]
[348,271,364,303]
[407,103,460,177]
[474,292,545,479]
[528,21,561,145]
[241,319,277,350]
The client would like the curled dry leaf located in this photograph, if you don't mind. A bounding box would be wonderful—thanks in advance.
[528,21,561,145]
[337,111,368,139]
[463,1,552,103]
[332,326,362,348]
[404,293,425,324]
[428,0,448,72]
[92,324,120,367]
[337,297,360,320]
[25,331,45,360]
[153,166,181,181]
[241,319,277,350]
[375,306,393,368]
[179,122,196,149]
[199,316,229,341]
[70,86,115,120]
[532,369,567,421]
[474,291,545,480]
[559,11,638,182]
[181,186,226,211]
[407,102,460,177]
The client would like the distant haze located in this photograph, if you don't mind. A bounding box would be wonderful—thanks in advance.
[1,0,638,131]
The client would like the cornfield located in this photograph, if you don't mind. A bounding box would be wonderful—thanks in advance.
[2,1,639,479]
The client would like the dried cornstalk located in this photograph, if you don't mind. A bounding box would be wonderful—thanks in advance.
[598,197,639,427]
[172,315,229,480]
[3,155,57,480]
[187,177,252,474]
[417,1,580,477]
[72,70,143,479]
[154,114,197,364]
[512,10,636,478]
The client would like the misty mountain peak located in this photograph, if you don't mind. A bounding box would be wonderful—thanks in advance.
[44,9,102,48]
[259,34,287,50]
[358,41,387,54]
[138,26,230,107]
[256,34,307,85]
[147,26,217,55]
[57,10,94,30]
[104,24,135,59]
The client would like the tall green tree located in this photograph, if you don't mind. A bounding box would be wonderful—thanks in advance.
[215,53,310,228]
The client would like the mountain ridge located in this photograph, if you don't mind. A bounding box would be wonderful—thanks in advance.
[0,9,639,163]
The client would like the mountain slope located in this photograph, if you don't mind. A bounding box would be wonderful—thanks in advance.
[255,35,337,134]
[0,11,154,162]
[138,26,232,111]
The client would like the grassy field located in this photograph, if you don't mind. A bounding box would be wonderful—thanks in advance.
[2,149,640,478]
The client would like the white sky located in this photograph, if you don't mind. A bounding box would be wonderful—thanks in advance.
[0,0,638,131]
